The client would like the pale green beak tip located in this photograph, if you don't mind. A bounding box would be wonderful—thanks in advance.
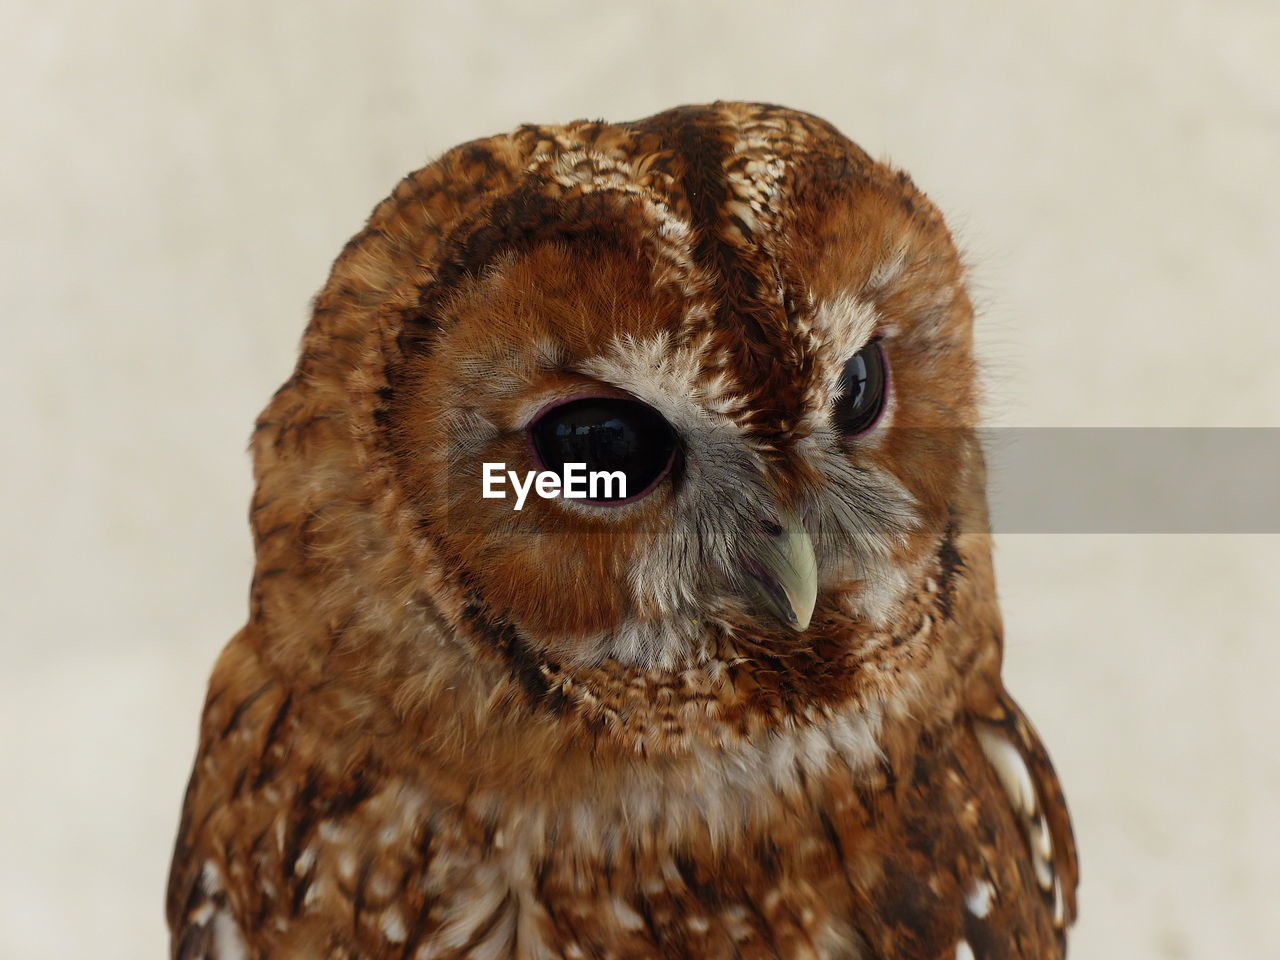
[748,517,818,632]
[778,526,818,631]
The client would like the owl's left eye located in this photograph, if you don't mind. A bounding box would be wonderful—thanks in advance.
[834,340,889,437]
[529,396,678,503]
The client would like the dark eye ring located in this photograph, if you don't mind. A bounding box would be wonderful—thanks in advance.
[834,339,889,437]
[527,394,678,504]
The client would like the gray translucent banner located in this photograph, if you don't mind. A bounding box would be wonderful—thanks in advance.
[438,429,1280,534]
[983,429,1280,533]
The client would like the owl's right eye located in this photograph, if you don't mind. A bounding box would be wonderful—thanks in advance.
[528,396,678,503]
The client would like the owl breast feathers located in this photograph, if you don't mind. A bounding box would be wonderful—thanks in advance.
[168,102,1078,960]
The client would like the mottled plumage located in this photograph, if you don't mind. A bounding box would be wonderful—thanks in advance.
[168,102,1078,959]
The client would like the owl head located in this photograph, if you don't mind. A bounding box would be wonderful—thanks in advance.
[247,102,987,760]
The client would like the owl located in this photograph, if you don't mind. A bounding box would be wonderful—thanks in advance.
[168,102,1078,960]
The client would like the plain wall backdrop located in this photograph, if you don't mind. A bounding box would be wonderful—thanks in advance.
[3,1,1278,957]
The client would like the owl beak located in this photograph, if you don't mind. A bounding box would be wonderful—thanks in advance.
[743,515,818,632]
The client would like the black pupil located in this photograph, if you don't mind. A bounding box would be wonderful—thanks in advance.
[530,398,676,502]
[835,341,887,435]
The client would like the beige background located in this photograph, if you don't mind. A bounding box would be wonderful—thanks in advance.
[3,1,1278,957]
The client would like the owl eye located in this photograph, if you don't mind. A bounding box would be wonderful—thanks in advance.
[528,396,678,503]
[834,340,888,436]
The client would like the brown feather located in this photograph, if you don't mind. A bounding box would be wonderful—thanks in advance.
[168,102,1077,959]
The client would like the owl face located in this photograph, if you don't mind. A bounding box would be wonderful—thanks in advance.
[245,104,989,762]
[365,105,980,682]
